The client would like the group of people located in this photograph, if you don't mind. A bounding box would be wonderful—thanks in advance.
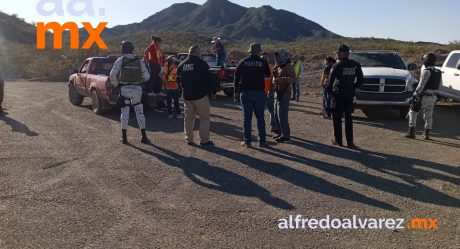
[109,35,441,148]
[110,38,216,146]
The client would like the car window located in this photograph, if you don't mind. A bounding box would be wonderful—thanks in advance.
[445,53,460,69]
[80,60,90,73]
[202,54,217,67]
[350,53,407,70]
[90,60,115,76]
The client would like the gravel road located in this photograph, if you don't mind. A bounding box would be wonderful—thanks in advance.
[0,82,459,248]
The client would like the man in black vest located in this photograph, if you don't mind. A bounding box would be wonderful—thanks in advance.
[326,44,363,148]
[234,43,271,147]
[405,53,441,140]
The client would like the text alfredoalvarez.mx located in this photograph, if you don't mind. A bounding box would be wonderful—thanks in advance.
[36,22,108,49]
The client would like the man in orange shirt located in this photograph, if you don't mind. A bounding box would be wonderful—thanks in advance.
[144,35,165,96]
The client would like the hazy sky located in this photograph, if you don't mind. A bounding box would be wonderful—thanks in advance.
[1,0,457,44]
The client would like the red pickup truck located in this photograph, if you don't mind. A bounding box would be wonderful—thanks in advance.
[68,56,164,114]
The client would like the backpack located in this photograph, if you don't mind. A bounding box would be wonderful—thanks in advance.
[119,56,143,84]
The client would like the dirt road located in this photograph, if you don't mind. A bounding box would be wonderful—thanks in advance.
[0,82,459,248]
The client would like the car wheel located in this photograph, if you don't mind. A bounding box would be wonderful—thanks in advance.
[69,83,84,106]
[223,88,234,97]
[91,90,104,115]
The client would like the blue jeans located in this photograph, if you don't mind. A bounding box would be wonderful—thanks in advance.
[266,91,277,131]
[291,77,300,100]
[323,88,332,116]
[274,91,291,139]
[240,90,267,143]
[166,89,181,114]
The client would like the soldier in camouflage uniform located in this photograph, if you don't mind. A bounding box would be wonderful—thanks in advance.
[110,41,151,144]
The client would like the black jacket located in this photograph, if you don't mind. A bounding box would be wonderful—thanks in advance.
[234,55,271,93]
[326,58,363,96]
[177,55,214,101]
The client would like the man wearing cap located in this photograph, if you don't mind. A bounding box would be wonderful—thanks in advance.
[0,63,6,116]
[212,37,226,69]
[273,49,295,143]
[234,43,271,147]
[177,46,215,146]
[326,44,363,148]
[144,35,165,96]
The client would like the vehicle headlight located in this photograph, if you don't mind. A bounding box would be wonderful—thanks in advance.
[406,75,418,92]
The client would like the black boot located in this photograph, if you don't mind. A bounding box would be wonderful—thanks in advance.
[120,129,128,144]
[140,129,150,144]
[404,127,415,139]
[422,129,431,140]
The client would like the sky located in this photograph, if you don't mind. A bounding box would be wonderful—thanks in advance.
[1,0,458,44]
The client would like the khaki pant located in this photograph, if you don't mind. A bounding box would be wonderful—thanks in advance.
[184,96,210,143]
[408,95,437,130]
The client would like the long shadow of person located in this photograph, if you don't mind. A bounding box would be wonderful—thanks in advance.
[0,115,39,136]
[353,105,460,144]
[271,137,460,208]
[128,144,295,210]
[201,146,398,211]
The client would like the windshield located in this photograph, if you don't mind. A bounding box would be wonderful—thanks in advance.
[350,53,407,70]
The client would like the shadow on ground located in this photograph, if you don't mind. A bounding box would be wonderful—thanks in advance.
[128,143,295,210]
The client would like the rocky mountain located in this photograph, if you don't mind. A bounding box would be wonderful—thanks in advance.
[0,12,36,44]
[109,0,339,41]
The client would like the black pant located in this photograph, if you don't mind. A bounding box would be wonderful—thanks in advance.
[332,95,354,144]
[147,62,162,94]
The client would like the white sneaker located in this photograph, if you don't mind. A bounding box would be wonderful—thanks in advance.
[158,92,167,97]
[168,114,174,119]
[148,92,157,96]
[176,113,184,119]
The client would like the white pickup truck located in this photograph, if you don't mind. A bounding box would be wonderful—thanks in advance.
[437,50,460,101]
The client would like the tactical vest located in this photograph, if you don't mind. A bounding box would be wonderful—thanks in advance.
[119,56,143,84]
[423,68,441,91]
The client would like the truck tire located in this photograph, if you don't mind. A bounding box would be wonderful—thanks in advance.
[223,88,234,97]
[69,83,84,106]
[91,90,104,115]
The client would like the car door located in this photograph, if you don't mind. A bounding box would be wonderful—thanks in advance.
[442,52,460,92]
[75,59,90,95]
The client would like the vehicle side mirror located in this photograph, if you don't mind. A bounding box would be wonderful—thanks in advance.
[73,69,79,74]
[407,64,417,71]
